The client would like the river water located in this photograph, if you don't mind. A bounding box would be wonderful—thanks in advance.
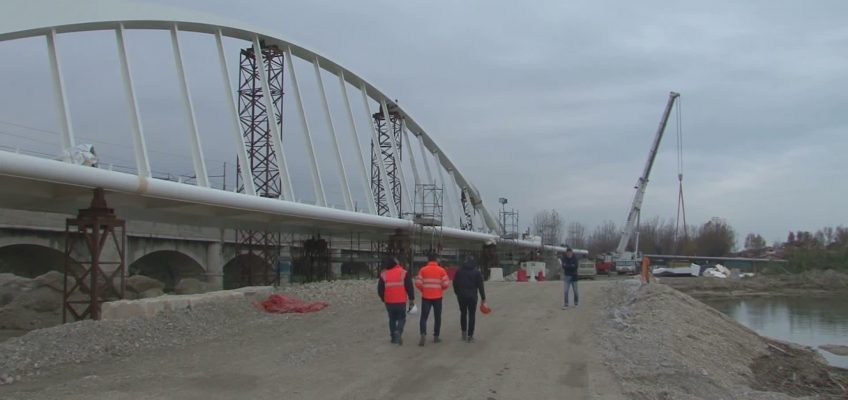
[706,296,848,369]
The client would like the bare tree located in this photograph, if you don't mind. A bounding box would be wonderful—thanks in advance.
[694,217,736,256]
[565,222,587,249]
[744,233,766,250]
[587,220,619,255]
[532,209,563,246]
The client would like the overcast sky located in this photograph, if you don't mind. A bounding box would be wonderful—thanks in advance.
[2,0,847,246]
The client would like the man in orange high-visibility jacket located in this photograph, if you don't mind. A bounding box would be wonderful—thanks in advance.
[378,257,415,346]
[415,253,450,346]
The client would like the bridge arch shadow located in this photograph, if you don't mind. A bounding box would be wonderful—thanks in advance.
[129,250,206,293]
[222,254,272,290]
[0,244,76,278]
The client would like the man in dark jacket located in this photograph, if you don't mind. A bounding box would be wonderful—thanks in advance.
[452,256,487,343]
[561,247,579,309]
[377,256,415,345]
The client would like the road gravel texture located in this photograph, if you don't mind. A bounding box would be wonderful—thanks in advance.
[1,278,844,399]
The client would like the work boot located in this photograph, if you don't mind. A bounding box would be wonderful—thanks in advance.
[433,336,442,344]
[418,335,426,347]
[461,331,467,341]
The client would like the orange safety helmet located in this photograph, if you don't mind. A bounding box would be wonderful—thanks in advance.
[480,302,492,314]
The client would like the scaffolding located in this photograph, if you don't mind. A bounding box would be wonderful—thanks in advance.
[499,208,519,239]
[371,104,403,217]
[414,183,444,227]
[414,183,444,267]
[233,44,284,287]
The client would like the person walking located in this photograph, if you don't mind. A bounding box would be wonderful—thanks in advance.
[377,256,415,345]
[561,247,579,309]
[415,253,450,346]
[452,256,487,343]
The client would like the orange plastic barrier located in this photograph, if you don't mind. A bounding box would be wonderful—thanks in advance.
[516,269,528,282]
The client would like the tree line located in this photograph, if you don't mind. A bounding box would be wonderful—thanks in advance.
[530,209,847,271]
[531,210,737,257]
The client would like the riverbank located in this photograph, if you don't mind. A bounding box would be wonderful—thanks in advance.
[596,280,848,399]
[659,269,848,299]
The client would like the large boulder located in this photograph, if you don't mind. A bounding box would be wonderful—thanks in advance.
[33,270,65,291]
[0,273,33,290]
[12,286,63,312]
[174,278,211,295]
[126,275,165,294]
[140,288,165,298]
[0,306,61,330]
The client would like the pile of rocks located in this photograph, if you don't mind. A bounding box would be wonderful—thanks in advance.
[0,278,375,386]
[0,272,65,330]
[596,281,847,399]
[124,275,166,299]
[280,279,375,307]
[0,297,272,385]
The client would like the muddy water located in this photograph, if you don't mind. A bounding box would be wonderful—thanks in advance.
[706,296,848,368]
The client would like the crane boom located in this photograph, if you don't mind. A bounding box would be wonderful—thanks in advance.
[615,91,680,255]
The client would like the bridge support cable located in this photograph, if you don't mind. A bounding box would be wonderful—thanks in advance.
[380,99,413,214]
[451,171,473,231]
[360,84,398,218]
[370,101,404,217]
[236,42,285,199]
[433,153,458,228]
[45,28,76,151]
[114,24,151,178]
[313,57,353,210]
[338,70,376,214]
[214,29,255,196]
[460,189,474,231]
[63,188,126,322]
[402,128,422,188]
[169,23,209,188]
[234,41,288,287]
[254,38,293,200]
[448,170,467,230]
[416,133,434,184]
[284,46,326,206]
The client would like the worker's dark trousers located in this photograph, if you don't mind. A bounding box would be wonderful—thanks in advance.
[457,297,478,337]
[419,298,443,337]
[385,303,407,338]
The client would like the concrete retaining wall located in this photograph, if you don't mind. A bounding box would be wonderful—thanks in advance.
[101,286,273,321]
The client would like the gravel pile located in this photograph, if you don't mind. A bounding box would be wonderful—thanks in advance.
[0,279,376,386]
[594,281,843,399]
[279,279,376,306]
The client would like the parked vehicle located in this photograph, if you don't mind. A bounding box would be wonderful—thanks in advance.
[578,259,597,279]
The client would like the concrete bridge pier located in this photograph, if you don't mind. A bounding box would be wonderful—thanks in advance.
[206,241,224,289]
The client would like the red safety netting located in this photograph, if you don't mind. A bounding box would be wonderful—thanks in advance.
[259,294,329,314]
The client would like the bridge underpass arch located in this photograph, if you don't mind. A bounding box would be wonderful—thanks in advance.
[222,254,272,290]
[0,244,75,278]
[128,250,206,293]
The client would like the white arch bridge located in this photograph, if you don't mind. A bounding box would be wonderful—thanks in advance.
[0,0,562,266]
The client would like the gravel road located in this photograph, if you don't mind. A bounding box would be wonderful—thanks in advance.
[0,280,624,400]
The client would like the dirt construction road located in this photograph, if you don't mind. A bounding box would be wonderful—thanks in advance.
[2,281,624,400]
